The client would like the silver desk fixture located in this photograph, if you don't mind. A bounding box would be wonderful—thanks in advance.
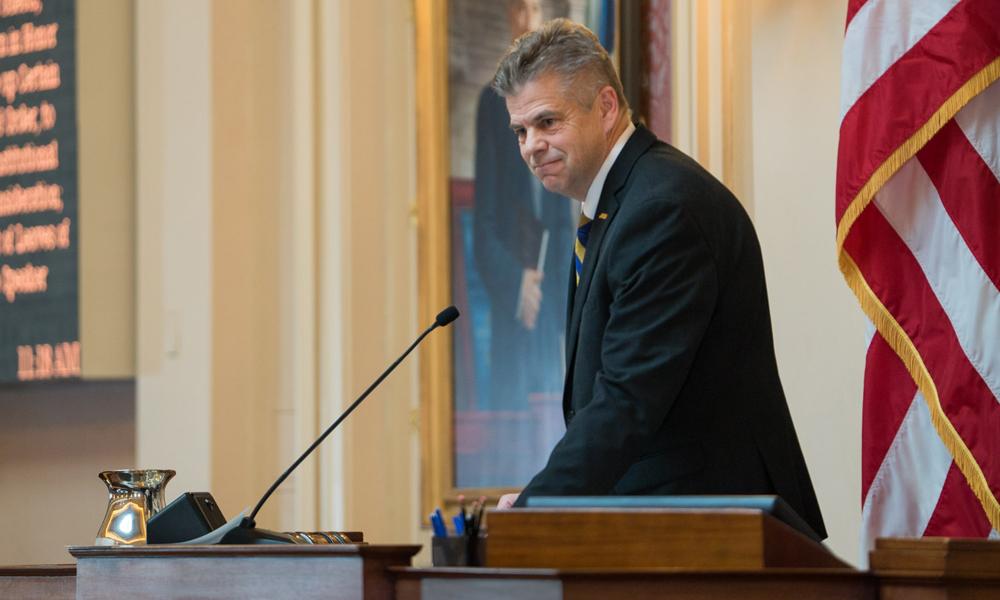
[95,469,175,546]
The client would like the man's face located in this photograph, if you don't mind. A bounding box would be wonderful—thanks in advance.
[509,0,543,39]
[506,72,613,201]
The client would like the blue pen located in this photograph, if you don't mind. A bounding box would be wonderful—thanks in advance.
[430,509,447,537]
[453,514,465,535]
[434,508,448,536]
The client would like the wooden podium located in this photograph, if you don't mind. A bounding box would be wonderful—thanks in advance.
[485,507,845,569]
[394,508,874,600]
[68,544,420,600]
[5,513,1000,599]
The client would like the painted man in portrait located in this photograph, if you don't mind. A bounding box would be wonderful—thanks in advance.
[473,0,573,412]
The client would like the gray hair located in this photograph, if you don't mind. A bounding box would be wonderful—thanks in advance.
[492,18,628,111]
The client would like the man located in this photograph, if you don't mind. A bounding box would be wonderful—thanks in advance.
[473,0,571,413]
[492,19,826,539]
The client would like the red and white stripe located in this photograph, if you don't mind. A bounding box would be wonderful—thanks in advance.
[838,0,1000,559]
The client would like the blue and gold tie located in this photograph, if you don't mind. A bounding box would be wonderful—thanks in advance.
[574,213,592,286]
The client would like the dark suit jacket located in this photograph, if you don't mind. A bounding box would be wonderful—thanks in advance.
[513,124,826,539]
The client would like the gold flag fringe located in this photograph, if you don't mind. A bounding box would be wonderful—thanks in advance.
[837,57,1000,531]
[840,253,1000,530]
[837,57,1000,251]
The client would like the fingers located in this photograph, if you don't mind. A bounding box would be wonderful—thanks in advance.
[496,493,520,509]
[519,269,544,330]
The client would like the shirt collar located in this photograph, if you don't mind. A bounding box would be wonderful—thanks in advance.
[581,120,636,219]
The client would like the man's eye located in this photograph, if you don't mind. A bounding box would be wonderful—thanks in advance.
[514,128,526,141]
[540,118,555,128]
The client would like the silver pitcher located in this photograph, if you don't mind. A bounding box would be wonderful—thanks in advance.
[95,469,175,546]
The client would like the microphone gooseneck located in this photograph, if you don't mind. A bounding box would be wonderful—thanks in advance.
[247,306,460,523]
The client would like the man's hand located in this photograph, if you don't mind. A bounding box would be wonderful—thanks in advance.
[497,493,520,509]
[518,269,543,330]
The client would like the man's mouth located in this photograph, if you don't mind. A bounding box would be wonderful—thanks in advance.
[533,158,561,173]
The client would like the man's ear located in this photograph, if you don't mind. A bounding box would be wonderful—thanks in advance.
[598,85,620,133]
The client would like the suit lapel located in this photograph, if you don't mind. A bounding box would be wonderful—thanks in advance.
[563,125,658,401]
[565,253,576,331]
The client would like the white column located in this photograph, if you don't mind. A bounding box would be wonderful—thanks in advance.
[316,0,420,542]
[135,0,214,494]
[317,0,350,532]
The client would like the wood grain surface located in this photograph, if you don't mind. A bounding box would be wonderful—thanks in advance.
[485,508,847,570]
[0,564,75,600]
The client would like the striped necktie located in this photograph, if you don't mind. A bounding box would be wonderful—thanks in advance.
[574,213,592,286]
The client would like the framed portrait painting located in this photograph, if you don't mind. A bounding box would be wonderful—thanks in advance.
[416,0,674,516]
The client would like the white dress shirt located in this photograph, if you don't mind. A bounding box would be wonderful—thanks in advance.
[581,120,636,219]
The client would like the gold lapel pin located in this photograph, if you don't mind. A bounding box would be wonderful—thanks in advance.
[598,212,608,220]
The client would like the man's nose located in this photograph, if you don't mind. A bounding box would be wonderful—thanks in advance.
[523,129,547,161]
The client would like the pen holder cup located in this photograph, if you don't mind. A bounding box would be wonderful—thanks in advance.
[431,535,486,567]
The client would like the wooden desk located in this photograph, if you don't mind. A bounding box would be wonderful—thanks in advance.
[486,508,846,569]
[391,566,876,600]
[0,564,75,600]
[396,508,868,599]
[870,537,1000,599]
[5,531,997,599]
[69,544,420,600]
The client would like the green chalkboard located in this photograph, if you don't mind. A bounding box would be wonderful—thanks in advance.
[0,0,79,382]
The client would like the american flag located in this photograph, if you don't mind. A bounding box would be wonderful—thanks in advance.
[836,0,1000,554]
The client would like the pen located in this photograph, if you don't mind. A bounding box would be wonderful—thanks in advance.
[435,508,449,537]
[430,510,447,537]
[459,494,471,534]
[476,496,486,530]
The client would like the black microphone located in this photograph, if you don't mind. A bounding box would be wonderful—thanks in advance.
[436,305,459,327]
[217,305,460,544]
